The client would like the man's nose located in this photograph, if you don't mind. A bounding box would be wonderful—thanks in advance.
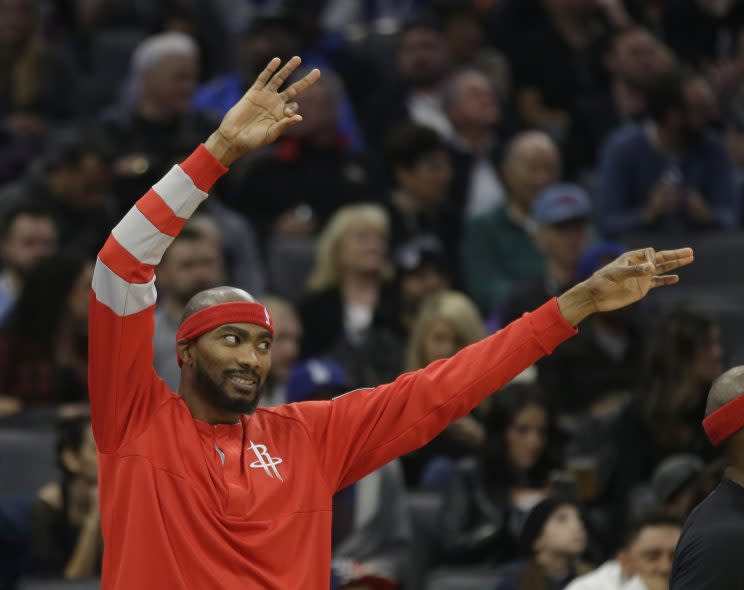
[236,345,259,367]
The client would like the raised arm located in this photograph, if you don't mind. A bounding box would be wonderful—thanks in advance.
[88,57,320,452]
[295,247,694,491]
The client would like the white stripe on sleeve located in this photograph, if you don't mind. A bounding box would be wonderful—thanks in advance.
[153,164,208,219]
[111,206,174,266]
[92,259,157,316]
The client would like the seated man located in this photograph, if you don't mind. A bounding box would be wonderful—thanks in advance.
[567,513,681,590]
[597,67,737,237]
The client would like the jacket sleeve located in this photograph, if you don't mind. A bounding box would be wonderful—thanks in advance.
[297,298,577,492]
[88,145,227,452]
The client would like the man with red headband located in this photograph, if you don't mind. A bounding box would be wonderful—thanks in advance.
[89,55,693,590]
[671,366,744,589]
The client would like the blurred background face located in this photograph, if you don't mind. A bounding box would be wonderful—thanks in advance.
[536,219,589,271]
[0,0,35,51]
[58,153,112,209]
[142,53,199,116]
[238,26,298,81]
[1,214,57,273]
[447,71,500,130]
[67,261,94,326]
[506,403,548,471]
[620,525,680,580]
[266,305,301,384]
[535,504,587,557]
[683,77,716,138]
[396,149,453,204]
[159,238,224,305]
[398,27,450,89]
[291,82,338,141]
[422,318,460,362]
[338,221,387,275]
[504,138,560,212]
[401,264,450,310]
[692,325,723,382]
[63,424,98,485]
[612,30,666,90]
[443,12,483,61]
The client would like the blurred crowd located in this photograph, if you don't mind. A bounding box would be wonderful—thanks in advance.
[0,0,744,588]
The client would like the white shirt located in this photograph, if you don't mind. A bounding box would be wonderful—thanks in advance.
[565,561,648,590]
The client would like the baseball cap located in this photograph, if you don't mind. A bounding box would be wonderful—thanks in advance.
[286,359,349,404]
[532,184,592,225]
[651,454,704,503]
[393,234,449,275]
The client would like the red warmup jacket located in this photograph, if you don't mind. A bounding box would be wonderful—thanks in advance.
[88,145,577,589]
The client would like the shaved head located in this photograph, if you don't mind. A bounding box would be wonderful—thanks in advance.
[181,286,256,325]
[705,366,744,417]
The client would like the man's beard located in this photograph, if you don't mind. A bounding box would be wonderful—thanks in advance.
[195,363,263,415]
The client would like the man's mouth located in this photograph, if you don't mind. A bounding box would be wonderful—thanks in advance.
[227,373,258,394]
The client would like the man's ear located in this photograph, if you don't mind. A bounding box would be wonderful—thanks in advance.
[177,341,194,367]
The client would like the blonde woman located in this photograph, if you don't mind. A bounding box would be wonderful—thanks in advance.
[402,290,491,488]
[298,203,402,385]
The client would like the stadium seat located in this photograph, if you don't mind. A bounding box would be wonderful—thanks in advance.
[18,578,100,590]
[403,491,444,590]
[0,429,58,497]
[426,565,505,590]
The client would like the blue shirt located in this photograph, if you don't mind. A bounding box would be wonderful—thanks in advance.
[596,124,738,236]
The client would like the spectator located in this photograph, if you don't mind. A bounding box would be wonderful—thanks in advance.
[153,225,225,391]
[508,0,629,139]
[461,131,561,315]
[532,243,644,418]
[443,68,507,220]
[390,234,452,339]
[437,0,512,104]
[629,455,706,523]
[0,412,102,585]
[299,204,402,387]
[606,308,723,531]
[0,253,93,411]
[567,27,675,177]
[362,15,453,148]
[97,32,216,212]
[383,123,455,253]
[495,495,591,590]
[228,70,378,245]
[0,132,116,255]
[662,0,744,68]
[440,383,563,564]
[259,295,302,407]
[184,209,265,296]
[501,184,592,327]
[0,0,79,182]
[402,290,487,487]
[597,67,737,236]
[566,513,681,590]
[0,202,57,325]
[285,359,412,590]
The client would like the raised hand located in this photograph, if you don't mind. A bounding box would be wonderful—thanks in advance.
[558,247,694,326]
[205,56,320,165]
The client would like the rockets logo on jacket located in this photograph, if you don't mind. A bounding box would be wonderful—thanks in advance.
[248,440,284,481]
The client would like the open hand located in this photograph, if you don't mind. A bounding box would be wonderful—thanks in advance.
[206,56,320,165]
[558,247,694,325]
[586,247,694,312]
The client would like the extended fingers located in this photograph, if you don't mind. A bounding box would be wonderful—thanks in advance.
[650,274,680,288]
[267,55,303,91]
[280,68,321,101]
[253,57,281,90]
[654,248,694,273]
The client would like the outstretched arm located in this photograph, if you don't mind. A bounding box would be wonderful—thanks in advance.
[88,57,320,452]
[296,247,694,491]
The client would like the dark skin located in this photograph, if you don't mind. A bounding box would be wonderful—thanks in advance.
[167,56,694,427]
[176,288,273,425]
[705,366,744,487]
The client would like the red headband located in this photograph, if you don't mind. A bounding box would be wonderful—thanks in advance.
[702,393,744,447]
[175,302,273,367]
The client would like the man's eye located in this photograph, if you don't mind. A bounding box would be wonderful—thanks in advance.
[223,334,238,344]
[258,341,272,351]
